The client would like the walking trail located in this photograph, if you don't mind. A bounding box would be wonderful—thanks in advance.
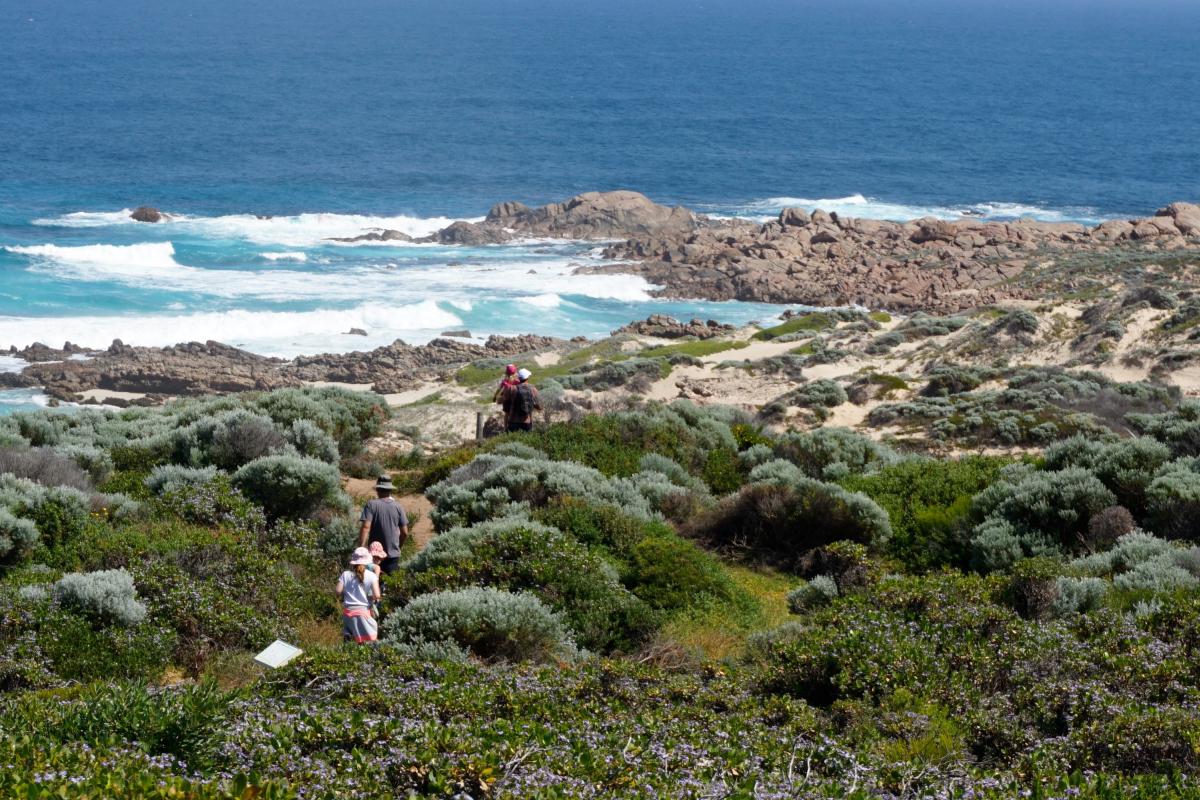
[341,477,435,552]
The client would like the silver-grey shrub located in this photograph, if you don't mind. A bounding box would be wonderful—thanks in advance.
[1145,459,1200,539]
[144,465,219,496]
[52,568,147,626]
[0,445,92,490]
[382,586,576,663]
[232,454,346,520]
[787,575,839,613]
[773,427,898,480]
[285,419,340,464]
[970,466,1117,569]
[1051,576,1109,616]
[0,509,38,562]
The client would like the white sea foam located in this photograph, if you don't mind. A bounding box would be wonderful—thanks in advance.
[33,209,480,247]
[0,389,50,413]
[719,194,1109,225]
[0,355,29,374]
[260,251,308,262]
[0,300,465,359]
[520,293,564,309]
[5,241,656,305]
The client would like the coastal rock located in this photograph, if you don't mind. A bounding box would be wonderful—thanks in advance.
[433,190,696,244]
[441,329,473,338]
[346,328,368,336]
[130,206,165,223]
[11,341,90,363]
[329,229,414,243]
[613,315,735,339]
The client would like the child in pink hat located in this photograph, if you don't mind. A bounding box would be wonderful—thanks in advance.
[336,547,381,643]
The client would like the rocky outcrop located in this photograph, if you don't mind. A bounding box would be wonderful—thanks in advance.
[7,342,90,363]
[416,191,697,246]
[613,315,735,339]
[329,229,413,243]
[592,203,1200,313]
[15,340,297,401]
[130,206,165,223]
[286,334,562,393]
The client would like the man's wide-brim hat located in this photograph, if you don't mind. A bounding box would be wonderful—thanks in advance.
[375,476,395,490]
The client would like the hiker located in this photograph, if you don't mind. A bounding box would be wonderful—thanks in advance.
[367,541,387,574]
[500,367,542,433]
[337,547,381,644]
[492,363,520,403]
[358,475,409,575]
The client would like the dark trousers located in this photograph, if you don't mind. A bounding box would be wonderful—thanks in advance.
[506,421,533,433]
[380,556,401,575]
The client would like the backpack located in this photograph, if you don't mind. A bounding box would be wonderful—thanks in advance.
[513,383,536,417]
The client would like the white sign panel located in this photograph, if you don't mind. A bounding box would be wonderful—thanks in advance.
[254,639,303,669]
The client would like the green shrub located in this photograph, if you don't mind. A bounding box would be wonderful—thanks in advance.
[1145,459,1200,540]
[18,485,91,550]
[1004,557,1061,620]
[624,534,742,612]
[158,474,267,535]
[1128,401,1200,458]
[232,454,344,520]
[688,477,892,568]
[753,312,838,340]
[382,587,576,663]
[400,517,654,652]
[841,456,1008,571]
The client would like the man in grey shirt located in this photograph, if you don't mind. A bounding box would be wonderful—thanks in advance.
[358,476,409,575]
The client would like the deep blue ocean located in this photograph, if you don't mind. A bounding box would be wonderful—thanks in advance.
[2,0,1199,410]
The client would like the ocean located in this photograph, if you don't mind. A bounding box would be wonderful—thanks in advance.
[1,0,1198,412]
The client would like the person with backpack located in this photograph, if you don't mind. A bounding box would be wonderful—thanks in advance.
[337,547,381,644]
[500,367,542,433]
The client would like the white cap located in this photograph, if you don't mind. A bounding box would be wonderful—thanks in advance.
[517,368,532,381]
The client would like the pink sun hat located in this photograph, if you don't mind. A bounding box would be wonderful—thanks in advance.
[368,541,386,559]
[349,546,372,566]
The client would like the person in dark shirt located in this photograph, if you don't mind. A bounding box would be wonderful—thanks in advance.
[499,367,542,432]
[358,476,409,574]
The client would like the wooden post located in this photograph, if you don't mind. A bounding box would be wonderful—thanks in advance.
[475,411,484,441]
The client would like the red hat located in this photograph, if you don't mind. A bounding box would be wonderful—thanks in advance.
[505,364,517,375]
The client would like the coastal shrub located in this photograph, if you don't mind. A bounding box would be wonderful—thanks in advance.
[427,452,687,530]
[17,485,91,550]
[0,510,38,563]
[159,474,267,535]
[382,587,576,663]
[773,427,897,480]
[970,466,1116,568]
[1128,401,1200,458]
[52,568,147,626]
[286,419,340,464]
[688,477,892,568]
[1052,576,1109,616]
[921,366,989,397]
[1003,557,1061,620]
[1144,459,1200,539]
[144,464,219,496]
[784,379,847,410]
[531,497,670,556]
[1043,435,1171,516]
[841,456,1008,571]
[0,445,93,490]
[796,541,875,591]
[232,454,344,520]
[255,387,388,457]
[895,314,971,339]
[637,453,709,493]
[400,517,654,652]
[624,533,742,612]
[205,410,287,470]
[1112,558,1199,593]
[993,309,1039,336]
[1086,505,1136,551]
[786,575,838,612]
[865,331,903,354]
[752,312,838,341]
[557,357,670,392]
